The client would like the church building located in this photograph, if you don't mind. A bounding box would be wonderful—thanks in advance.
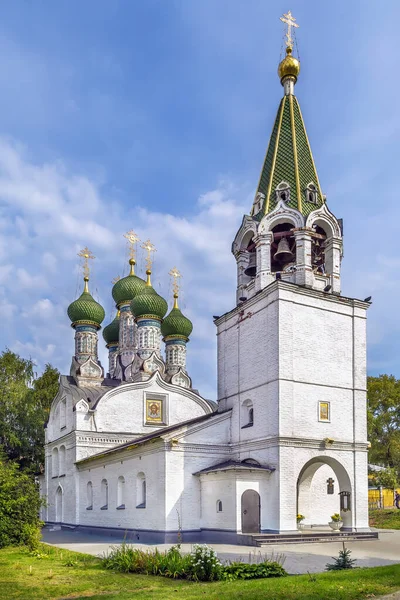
[42,13,371,542]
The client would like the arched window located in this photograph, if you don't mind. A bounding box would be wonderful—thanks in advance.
[276,181,290,204]
[136,472,146,508]
[248,408,254,425]
[87,481,93,510]
[101,479,108,510]
[59,445,66,475]
[52,447,59,477]
[241,399,254,429]
[117,476,125,509]
[306,183,318,204]
[216,500,223,513]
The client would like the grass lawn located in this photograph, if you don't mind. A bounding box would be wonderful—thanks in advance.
[1,544,400,600]
[370,508,400,529]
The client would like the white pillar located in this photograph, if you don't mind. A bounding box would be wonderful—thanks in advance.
[235,250,252,304]
[255,232,274,292]
[325,237,342,294]
[294,230,314,287]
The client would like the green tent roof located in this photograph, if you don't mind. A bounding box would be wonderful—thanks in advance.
[253,94,324,218]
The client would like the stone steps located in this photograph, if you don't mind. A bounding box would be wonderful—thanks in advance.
[252,531,378,546]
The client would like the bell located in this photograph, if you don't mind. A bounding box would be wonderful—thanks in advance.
[273,237,294,264]
[244,253,256,277]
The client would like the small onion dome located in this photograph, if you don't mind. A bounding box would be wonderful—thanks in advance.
[67,277,105,328]
[161,295,193,341]
[130,270,168,321]
[102,311,120,346]
[112,259,146,308]
[278,46,300,83]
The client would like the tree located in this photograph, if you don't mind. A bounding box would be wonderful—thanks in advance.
[0,350,59,473]
[0,454,43,548]
[367,375,400,475]
[370,467,399,490]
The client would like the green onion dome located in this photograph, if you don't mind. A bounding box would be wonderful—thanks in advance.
[130,271,168,321]
[102,311,120,346]
[67,277,105,328]
[161,295,193,340]
[112,259,146,308]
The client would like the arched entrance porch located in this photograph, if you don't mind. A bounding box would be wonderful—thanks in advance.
[297,456,352,529]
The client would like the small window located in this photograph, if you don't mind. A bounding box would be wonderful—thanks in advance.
[276,182,290,204]
[241,399,254,429]
[216,500,223,513]
[248,408,254,425]
[101,479,108,510]
[306,183,318,204]
[136,472,146,508]
[87,481,93,510]
[319,402,330,422]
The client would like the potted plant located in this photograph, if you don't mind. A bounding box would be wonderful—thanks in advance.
[297,514,306,530]
[329,513,343,531]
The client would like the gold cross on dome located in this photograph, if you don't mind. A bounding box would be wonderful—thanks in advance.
[141,239,156,270]
[169,267,182,295]
[77,247,95,279]
[280,10,299,48]
[123,230,140,260]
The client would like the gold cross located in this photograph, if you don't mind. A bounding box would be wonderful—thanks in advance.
[280,10,299,48]
[77,247,95,279]
[141,239,156,270]
[169,267,182,296]
[124,230,140,260]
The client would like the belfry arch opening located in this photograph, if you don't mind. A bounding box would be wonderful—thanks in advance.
[297,457,352,529]
[243,235,257,279]
[311,225,327,274]
[271,223,295,273]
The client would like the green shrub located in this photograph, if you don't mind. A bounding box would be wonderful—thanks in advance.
[0,457,43,548]
[186,544,222,581]
[102,543,287,582]
[222,561,287,580]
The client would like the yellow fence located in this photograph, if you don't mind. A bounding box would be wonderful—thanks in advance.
[369,487,400,509]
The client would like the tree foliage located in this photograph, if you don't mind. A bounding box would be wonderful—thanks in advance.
[0,350,59,473]
[367,375,400,475]
[0,454,43,548]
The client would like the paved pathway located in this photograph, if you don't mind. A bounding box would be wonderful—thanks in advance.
[42,528,400,575]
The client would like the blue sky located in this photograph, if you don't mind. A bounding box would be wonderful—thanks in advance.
[0,0,398,397]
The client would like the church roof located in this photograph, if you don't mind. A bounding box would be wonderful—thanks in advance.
[75,409,228,465]
[61,375,118,407]
[193,460,275,475]
[253,93,324,219]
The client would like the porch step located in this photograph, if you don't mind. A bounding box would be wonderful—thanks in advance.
[251,531,378,546]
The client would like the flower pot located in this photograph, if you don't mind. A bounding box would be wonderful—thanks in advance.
[329,521,343,531]
[297,523,305,530]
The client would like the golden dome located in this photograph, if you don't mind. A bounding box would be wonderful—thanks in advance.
[278,46,300,82]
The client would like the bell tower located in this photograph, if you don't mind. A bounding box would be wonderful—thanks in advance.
[216,12,370,533]
[233,12,342,305]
